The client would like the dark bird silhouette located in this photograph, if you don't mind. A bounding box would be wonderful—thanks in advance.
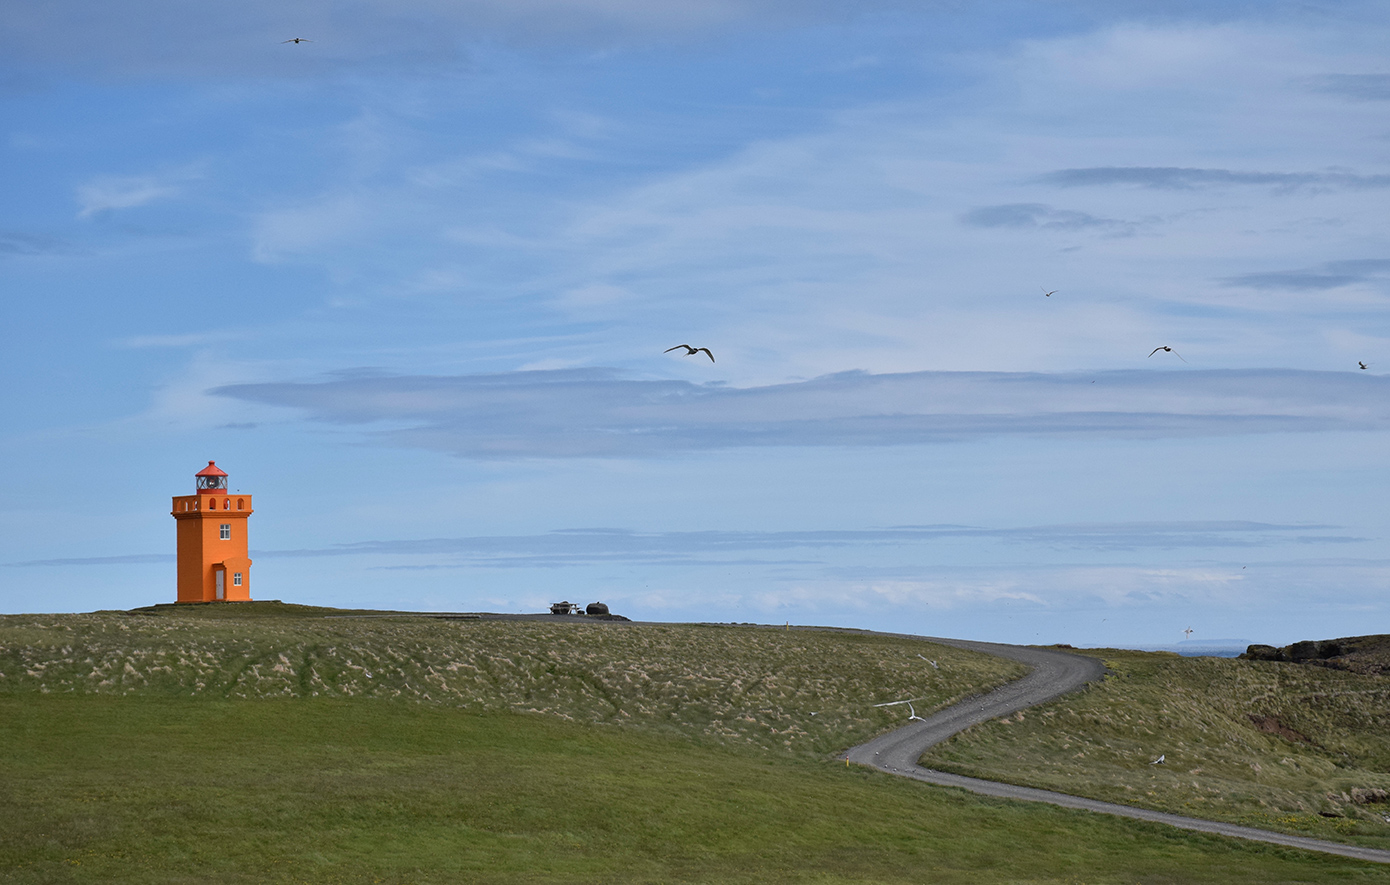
[1359,362,1369,370]
[665,344,714,363]
[1041,288,1057,297]
[281,37,313,43]
[1148,346,1187,362]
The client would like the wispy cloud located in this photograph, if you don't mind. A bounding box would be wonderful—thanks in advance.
[1039,166,1390,192]
[213,367,1390,459]
[18,521,1342,570]
[0,0,895,79]
[261,521,1357,566]
[959,203,1135,234]
[7,553,174,568]
[0,230,79,256]
[75,170,193,219]
[1221,258,1390,291]
[1313,73,1390,101]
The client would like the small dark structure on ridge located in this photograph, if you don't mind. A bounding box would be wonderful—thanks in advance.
[586,601,609,616]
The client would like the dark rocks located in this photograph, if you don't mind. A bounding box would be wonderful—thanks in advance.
[1239,635,1390,674]
[585,602,609,616]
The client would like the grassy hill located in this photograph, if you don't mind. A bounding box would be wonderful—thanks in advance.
[3,606,1389,883]
[923,647,1390,850]
[0,603,1024,758]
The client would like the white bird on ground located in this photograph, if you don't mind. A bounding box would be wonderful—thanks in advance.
[1151,754,1166,765]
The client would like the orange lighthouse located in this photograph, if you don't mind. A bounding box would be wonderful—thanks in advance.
[172,461,253,602]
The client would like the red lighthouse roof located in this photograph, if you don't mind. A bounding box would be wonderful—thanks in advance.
[195,461,228,477]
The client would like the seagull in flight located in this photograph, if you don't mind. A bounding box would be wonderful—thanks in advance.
[1150,754,1166,765]
[665,344,714,363]
[907,702,925,722]
[1359,362,1369,370]
[281,37,313,43]
[1041,288,1058,297]
[1148,346,1187,362]
[917,654,938,669]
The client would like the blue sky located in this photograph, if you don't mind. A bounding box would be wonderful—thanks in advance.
[2,0,1388,647]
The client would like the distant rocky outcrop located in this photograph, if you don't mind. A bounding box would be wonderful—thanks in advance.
[583,601,629,621]
[1241,634,1390,675]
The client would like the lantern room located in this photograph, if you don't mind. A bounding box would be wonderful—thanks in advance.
[195,461,229,491]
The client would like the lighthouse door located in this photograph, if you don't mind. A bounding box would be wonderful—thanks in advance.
[215,569,225,600]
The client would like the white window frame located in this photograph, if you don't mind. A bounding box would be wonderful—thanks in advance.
[219,524,231,540]
[232,572,242,586]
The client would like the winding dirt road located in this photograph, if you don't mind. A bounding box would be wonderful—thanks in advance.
[842,635,1390,865]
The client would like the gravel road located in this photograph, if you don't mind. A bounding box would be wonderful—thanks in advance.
[842,635,1390,865]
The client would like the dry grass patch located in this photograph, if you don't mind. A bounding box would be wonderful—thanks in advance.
[923,648,1390,849]
[0,610,1023,757]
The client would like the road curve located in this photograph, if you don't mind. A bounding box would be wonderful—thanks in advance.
[841,634,1390,866]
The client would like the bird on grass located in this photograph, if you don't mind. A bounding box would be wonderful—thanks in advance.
[917,654,939,669]
[665,344,714,362]
[1151,754,1166,765]
[1149,346,1187,362]
[281,37,313,44]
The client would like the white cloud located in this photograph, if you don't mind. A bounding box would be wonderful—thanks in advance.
[75,171,193,219]
[252,194,367,263]
[213,367,1390,459]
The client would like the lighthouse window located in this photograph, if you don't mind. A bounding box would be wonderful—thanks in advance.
[232,572,242,586]
[224,498,230,510]
[220,524,231,540]
[237,499,244,510]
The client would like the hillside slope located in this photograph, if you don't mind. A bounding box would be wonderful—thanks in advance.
[923,648,1390,849]
[0,605,1022,758]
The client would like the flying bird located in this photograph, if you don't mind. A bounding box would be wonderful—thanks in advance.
[1041,288,1057,297]
[1184,627,1193,641]
[1151,754,1166,765]
[1359,362,1369,370]
[917,654,939,669]
[281,37,313,43]
[907,702,925,722]
[665,344,714,363]
[1148,346,1187,362]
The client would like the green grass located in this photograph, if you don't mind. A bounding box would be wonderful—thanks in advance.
[3,694,1389,884]
[923,649,1390,849]
[0,607,1024,758]
[4,611,1389,882]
